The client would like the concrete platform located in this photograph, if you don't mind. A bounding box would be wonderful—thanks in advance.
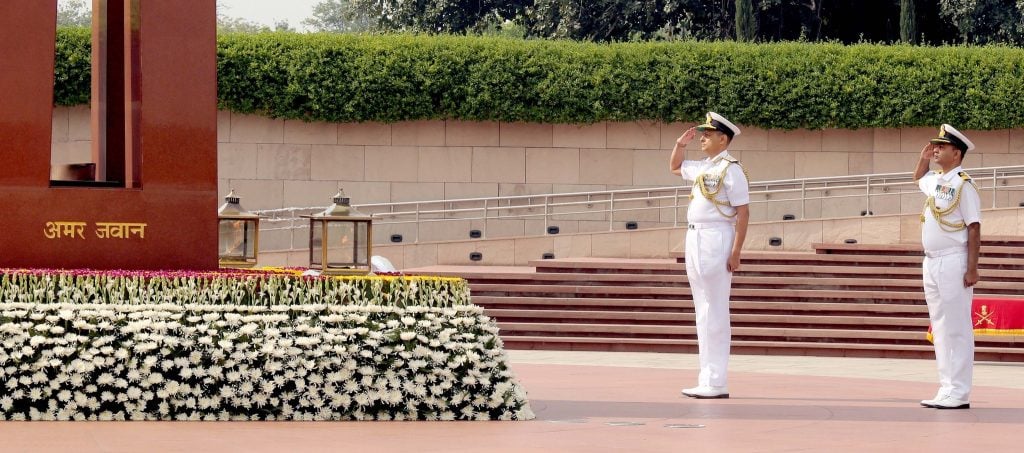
[1,351,1021,452]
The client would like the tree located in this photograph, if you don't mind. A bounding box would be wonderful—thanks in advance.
[332,0,528,34]
[735,0,758,41]
[290,0,1019,45]
[900,0,917,43]
[756,0,825,41]
[303,0,378,32]
[58,0,92,27]
[273,20,297,33]
[526,0,734,42]
[527,0,664,41]
[938,0,1024,44]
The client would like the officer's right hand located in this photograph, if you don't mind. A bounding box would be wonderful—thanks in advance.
[676,127,696,146]
[919,143,936,161]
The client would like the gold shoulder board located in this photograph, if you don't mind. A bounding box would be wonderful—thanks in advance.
[958,171,972,182]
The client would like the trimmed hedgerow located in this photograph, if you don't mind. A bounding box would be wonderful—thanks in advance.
[54,27,1024,129]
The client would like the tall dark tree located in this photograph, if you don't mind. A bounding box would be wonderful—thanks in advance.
[900,0,917,43]
[755,0,824,41]
[527,0,667,41]
[735,0,758,41]
[660,0,734,41]
[294,0,1015,46]
[938,0,1024,45]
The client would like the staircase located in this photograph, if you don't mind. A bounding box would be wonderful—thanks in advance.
[414,236,1024,361]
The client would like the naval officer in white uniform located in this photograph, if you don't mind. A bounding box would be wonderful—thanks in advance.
[913,124,981,410]
[669,112,750,399]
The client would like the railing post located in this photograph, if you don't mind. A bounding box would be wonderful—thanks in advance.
[414,203,420,243]
[482,198,488,237]
[544,196,550,232]
[801,180,806,219]
[608,192,615,231]
[673,188,680,227]
[992,168,998,209]
[865,176,871,215]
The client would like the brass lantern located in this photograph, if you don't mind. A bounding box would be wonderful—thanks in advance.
[217,190,260,268]
[303,189,373,274]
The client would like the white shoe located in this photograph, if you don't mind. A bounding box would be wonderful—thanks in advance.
[925,394,969,409]
[920,391,946,407]
[681,386,729,399]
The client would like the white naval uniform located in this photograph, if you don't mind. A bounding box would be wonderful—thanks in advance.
[918,166,981,401]
[681,150,749,388]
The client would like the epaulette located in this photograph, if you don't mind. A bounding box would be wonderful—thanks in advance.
[722,155,748,182]
[958,171,977,189]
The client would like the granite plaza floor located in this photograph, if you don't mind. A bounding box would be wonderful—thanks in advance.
[1,350,1021,452]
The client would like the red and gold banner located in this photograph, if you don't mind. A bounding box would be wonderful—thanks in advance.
[970,297,1024,336]
[927,297,1024,342]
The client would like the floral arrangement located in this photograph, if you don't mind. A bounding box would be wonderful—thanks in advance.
[0,269,533,421]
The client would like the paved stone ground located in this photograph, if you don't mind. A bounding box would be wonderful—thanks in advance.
[1,351,1021,452]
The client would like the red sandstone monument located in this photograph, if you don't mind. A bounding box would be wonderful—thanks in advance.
[0,0,218,270]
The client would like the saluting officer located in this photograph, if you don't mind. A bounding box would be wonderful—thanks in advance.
[669,112,750,399]
[913,124,981,410]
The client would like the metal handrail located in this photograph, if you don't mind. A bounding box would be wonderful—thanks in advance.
[255,165,1024,248]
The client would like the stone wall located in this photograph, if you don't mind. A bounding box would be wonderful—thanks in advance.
[51,106,1024,211]
[50,106,1024,267]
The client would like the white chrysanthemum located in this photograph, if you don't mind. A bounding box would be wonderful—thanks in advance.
[126,387,142,399]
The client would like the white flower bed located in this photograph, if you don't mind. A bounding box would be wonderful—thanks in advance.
[0,270,533,421]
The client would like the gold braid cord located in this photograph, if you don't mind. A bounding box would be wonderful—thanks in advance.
[922,173,973,232]
[690,159,746,219]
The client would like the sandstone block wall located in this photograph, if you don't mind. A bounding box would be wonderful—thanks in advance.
[50,106,1024,258]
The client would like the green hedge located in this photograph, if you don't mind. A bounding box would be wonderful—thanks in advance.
[54,27,1024,129]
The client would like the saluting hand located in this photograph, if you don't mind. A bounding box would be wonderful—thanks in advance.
[919,143,937,161]
[963,269,979,287]
[676,127,697,146]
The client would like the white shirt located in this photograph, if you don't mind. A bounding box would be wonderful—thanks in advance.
[681,150,750,224]
[918,166,981,253]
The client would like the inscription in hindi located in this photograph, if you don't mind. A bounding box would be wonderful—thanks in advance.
[43,222,87,239]
[44,222,147,240]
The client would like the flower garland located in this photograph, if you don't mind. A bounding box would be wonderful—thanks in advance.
[0,269,468,308]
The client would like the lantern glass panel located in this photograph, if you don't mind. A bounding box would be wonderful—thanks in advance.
[219,219,256,260]
[355,221,368,266]
[326,221,356,267]
[310,220,324,267]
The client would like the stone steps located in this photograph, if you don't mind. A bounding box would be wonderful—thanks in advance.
[410,239,1024,361]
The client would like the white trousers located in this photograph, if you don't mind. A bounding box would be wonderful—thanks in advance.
[923,251,974,401]
[685,224,735,388]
